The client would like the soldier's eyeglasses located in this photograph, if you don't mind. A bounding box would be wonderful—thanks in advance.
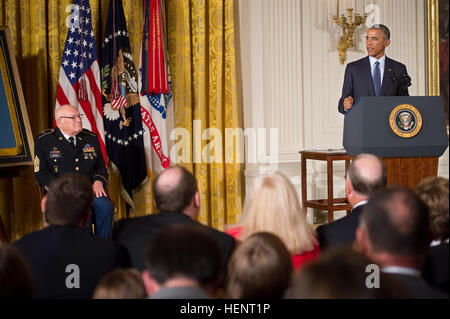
[59,114,84,121]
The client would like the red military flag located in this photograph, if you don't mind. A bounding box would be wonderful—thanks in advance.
[140,0,173,174]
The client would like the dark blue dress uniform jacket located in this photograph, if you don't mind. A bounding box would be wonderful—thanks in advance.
[34,127,108,188]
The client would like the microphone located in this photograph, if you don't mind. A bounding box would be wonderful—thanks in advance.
[400,73,412,89]
[387,68,398,83]
[387,69,411,89]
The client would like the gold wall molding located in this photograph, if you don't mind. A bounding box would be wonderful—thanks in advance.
[427,0,440,96]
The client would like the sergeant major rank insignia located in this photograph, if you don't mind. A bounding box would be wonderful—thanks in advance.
[34,155,40,173]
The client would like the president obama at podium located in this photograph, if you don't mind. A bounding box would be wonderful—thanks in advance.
[338,24,411,114]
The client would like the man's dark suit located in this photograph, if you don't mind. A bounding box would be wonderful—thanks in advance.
[423,243,449,295]
[385,273,448,299]
[112,212,235,277]
[13,226,130,299]
[338,56,409,114]
[317,205,365,252]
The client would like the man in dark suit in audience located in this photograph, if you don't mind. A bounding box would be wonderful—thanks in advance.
[356,187,448,298]
[113,165,235,280]
[13,173,130,299]
[317,153,387,251]
[338,24,410,114]
[142,224,222,298]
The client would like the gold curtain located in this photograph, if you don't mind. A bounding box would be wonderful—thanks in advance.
[0,0,242,242]
[166,0,243,230]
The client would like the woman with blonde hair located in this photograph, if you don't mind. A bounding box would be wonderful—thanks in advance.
[226,171,320,270]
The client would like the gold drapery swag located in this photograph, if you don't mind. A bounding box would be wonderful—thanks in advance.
[0,0,242,242]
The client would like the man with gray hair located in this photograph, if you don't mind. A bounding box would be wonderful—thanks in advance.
[356,187,447,298]
[317,153,387,251]
[338,24,410,114]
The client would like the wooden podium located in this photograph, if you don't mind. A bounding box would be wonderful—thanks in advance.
[343,96,448,189]
[299,150,438,223]
[382,157,439,189]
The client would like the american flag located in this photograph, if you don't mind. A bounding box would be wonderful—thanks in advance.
[55,0,106,164]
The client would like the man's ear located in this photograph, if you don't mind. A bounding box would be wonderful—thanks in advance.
[142,270,159,297]
[345,179,353,198]
[80,211,91,228]
[194,191,200,208]
[41,196,50,227]
[356,226,370,254]
[384,39,391,48]
[41,196,47,213]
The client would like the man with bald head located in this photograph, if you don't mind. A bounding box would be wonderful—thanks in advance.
[34,104,114,238]
[317,153,387,252]
[112,165,235,282]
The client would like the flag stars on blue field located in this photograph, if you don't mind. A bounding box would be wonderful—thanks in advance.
[105,129,146,146]
[103,30,129,47]
[62,3,98,86]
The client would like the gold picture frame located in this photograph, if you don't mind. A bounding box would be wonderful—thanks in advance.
[427,0,440,96]
[0,26,34,168]
[427,0,449,129]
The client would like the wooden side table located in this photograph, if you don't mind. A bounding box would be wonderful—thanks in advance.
[300,150,352,223]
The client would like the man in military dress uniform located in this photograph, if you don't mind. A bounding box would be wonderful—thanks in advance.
[34,104,113,238]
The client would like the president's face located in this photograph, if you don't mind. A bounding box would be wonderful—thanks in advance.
[366,29,390,60]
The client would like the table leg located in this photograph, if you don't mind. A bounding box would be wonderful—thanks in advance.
[301,154,307,216]
[345,158,351,215]
[327,157,334,222]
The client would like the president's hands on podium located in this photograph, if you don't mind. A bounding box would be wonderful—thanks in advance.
[343,96,354,110]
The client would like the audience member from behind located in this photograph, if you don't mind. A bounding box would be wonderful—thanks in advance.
[0,243,35,298]
[226,232,293,299]
[113,166,235,277]
[317,153,387,251]
[142,224,222,299]
[415,176,449,294]
[13,173,130,299]
[93,268,146,299]
[285,247,410,299]
[356,187,448,298]
[226,171,319,271]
